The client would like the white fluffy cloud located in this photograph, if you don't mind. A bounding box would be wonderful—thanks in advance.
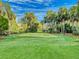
[4,0,76,21]
[8,0,31,2]
[8,0,52,2]
[37,0,43,2]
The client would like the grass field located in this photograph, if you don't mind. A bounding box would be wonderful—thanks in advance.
[0,33,79,59]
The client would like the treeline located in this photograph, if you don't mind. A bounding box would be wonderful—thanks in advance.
[18,12,40,33]
[0,2,19,35]
[19,3,79,35]
[42,5,79,35]
[0,1,79,35]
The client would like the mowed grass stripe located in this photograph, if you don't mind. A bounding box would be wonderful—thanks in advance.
[0,33,79,59]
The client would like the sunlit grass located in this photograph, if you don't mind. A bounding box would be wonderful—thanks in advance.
[0,33,79,59]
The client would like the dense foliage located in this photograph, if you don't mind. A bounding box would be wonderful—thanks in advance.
[0,16,8,34]
[42,5,79,35]
[0,1,79,35]
[19,12,39,32]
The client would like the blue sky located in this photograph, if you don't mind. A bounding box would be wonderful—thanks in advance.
[2,0,77,21]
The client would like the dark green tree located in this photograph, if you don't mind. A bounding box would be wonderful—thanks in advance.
[0,16,8,34]
[24,12,39,32]
[58,7,69,33]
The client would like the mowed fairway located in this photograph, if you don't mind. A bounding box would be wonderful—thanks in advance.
[0,33,79,59]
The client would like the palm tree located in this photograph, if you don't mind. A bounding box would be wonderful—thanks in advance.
[45,10,56,23]
[0,1,4,16]
[77,0,79,20]
[43,10,56,33]
[24,12,37,27]
[3,3,18,33]
[24,12,38,32]
[69,6,77,33]
[3,3,12,34]
[58,7,68,33]
[0,0,2,6]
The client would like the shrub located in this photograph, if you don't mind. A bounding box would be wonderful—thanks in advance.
[72,26,79,35]
[0,16,8,35]
[48,28,52,33]
[26,23,39,32]
[64,23,72,33]
[56,24,61,33]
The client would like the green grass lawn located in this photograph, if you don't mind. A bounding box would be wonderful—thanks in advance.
[0,33,79,59]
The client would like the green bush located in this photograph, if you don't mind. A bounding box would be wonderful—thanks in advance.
[72,27,79,35]
[0,16,8,35]
[64,23,72,33]
[48,28,52,33]
[56,24,61,33]
[26,23,38,32]
[56,23,72,33]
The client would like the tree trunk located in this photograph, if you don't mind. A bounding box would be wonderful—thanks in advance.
[61,19,65,34]
[63,19,65,34]
[71,18,74,33]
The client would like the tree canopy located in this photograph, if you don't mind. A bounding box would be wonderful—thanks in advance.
[0,16,8,31]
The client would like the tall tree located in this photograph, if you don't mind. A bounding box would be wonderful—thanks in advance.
[24,12,37,26]
[0,0,2,6]
[0,1,9,34]
[69,6,77,33]
[43,10,57,32]
[3,3,12,33]
[77,0,79,21]
[58,7,68,33]
[24,12,38,32]
[3,3,18,33]
[44,10,56,23]
[0,0,3,16]
[0,16,8,33]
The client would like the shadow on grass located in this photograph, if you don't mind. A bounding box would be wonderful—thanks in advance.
[5,36,52,39]
[74,40,79,42]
